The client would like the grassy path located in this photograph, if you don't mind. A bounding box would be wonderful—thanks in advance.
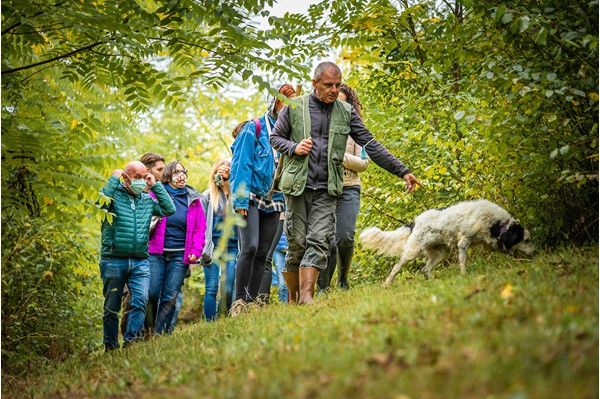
[4,247,598,398]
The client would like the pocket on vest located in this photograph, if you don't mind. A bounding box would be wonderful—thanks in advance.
[330,126,350,162]
[280,159,303,193]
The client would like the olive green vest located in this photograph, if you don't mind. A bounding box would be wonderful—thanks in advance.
[278,94,351,196]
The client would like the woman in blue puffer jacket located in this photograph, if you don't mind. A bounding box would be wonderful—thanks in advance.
[229,83,296,315]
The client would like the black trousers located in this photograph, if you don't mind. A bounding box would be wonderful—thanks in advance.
[234,201,280,302]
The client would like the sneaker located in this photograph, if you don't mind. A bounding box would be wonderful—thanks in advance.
[255,294,270,307]
[229,299,247,317]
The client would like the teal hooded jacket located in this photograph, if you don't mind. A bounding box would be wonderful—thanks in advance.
[100,176,175,259]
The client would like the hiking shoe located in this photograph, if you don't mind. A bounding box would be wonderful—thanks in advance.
[255,294,270,307]
[229,299,247,317]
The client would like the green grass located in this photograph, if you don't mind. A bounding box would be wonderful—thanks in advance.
[3,246,598,399]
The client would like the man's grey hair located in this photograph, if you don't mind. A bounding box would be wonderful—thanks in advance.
[313,62,341,82]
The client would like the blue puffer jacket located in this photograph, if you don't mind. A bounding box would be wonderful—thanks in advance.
[100,176,175,259]
[230,113,284,211]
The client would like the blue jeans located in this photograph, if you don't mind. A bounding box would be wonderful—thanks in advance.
[147,252,188,334]
[100,256,150,349]
[273,250,288,303]
[169,290,183,331]
[204,242,238,321]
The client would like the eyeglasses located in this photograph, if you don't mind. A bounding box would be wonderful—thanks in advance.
[173,169,188,176]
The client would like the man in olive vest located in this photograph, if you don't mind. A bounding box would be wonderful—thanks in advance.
[270,62,422,304]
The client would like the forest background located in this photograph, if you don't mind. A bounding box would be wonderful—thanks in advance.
[1,0,598,380]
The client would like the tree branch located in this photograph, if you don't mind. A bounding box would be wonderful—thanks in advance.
[1,41,103,75]
[1,1,67,35]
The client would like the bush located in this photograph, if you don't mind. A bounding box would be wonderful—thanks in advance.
[1,216,102,376]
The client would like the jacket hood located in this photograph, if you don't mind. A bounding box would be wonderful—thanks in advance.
[186,185,202,201]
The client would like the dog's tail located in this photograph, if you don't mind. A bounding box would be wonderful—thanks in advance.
[359,225,412,257]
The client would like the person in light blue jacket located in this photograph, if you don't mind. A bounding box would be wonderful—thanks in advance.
[229,83,296,315]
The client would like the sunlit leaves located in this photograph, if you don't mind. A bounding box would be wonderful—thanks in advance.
[316,0,597,251]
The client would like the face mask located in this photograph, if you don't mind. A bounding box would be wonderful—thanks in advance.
[172,172,187,185]
[213,173,223,188]
[128,179,146,195]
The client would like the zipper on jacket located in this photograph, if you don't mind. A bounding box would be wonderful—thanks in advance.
[130,195,137,256]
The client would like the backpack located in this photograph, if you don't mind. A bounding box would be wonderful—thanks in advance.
[254,118,261,142]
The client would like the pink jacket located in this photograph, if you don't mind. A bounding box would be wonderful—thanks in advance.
[148,187,206,265]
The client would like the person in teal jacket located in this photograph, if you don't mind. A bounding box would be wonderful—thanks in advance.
[99,160,175,351]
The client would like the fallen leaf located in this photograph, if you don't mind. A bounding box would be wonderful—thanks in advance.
[500,283,513,299]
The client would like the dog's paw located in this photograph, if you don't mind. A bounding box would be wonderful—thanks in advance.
[420,270,433,280]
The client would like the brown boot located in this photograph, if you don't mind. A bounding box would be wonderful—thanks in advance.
[299,267,319,305]
[282,271,299,303]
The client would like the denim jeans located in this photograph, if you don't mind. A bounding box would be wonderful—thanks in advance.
[204,241,238,321]
[100,256,150,349]
[273,250,288,303]
[147,252,188,334]
[169,290,183,331]
[203,263,219,321]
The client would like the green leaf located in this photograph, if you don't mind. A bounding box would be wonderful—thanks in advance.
[496,4,507,20]
[501,12,513,24]
[454,111,465,120]
[535,28,548,45]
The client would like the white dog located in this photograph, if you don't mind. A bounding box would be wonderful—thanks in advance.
[359,199,534,287]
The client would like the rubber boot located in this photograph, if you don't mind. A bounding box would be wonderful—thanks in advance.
[282,271,299,303]
[299,267,319,305]
[317,245,337,292]
[337,247,354,290]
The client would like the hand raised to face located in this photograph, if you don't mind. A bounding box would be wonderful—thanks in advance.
[217,165,230,180]
[145,173,156,187]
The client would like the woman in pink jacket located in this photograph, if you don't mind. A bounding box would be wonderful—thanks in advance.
[147,161,206,334]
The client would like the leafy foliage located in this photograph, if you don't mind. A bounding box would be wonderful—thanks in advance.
[1,215,101,374]
[1,0,319,375]
[313,0,598,247]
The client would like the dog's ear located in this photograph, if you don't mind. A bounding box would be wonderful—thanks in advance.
[502,223,525,250]
[490,220,503,238]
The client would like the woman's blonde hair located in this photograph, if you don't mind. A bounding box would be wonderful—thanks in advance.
[208,159,232,211]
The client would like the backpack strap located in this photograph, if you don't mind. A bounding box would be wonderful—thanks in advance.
[254,118,261,142]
